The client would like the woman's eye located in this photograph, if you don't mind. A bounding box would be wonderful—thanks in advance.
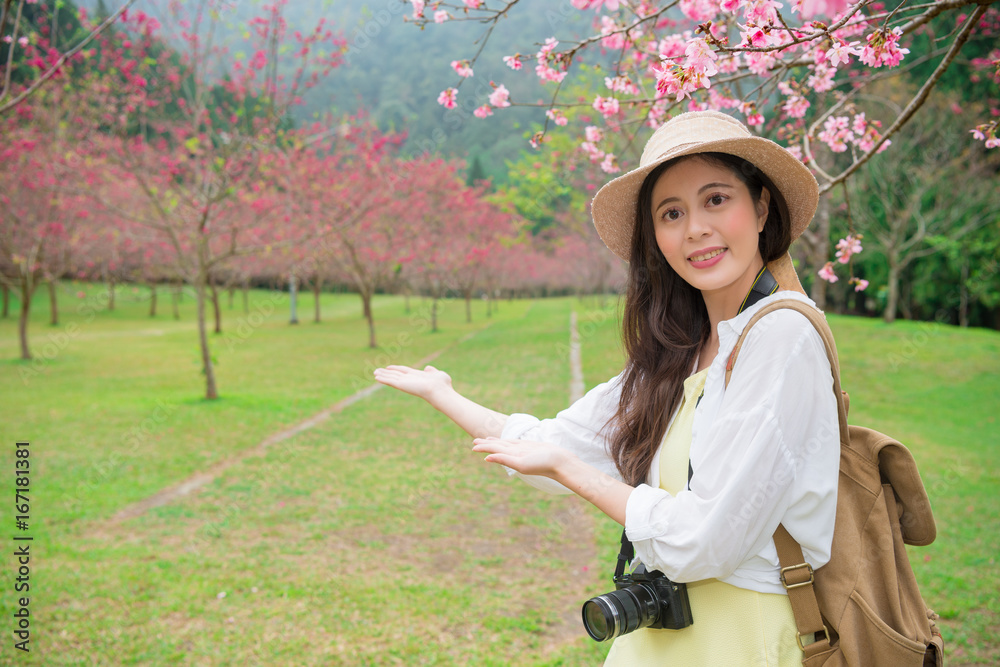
[662,208,682,221]
[707,194,728,207]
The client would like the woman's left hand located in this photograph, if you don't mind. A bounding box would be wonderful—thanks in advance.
[471,436,575,479]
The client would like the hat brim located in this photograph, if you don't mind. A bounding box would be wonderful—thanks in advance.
[591,136,818,267]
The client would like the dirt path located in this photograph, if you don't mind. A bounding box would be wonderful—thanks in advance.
[109,328,484,523]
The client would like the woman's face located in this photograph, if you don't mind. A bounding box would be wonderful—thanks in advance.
[649,155,770,300]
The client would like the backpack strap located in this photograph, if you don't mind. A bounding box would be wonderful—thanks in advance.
[724,298,848,657]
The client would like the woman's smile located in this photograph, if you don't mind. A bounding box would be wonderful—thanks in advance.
[687,246,728,267]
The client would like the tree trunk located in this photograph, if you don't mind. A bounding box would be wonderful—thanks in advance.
[806,195,831,310]
[209,277,222,334]
[48,280,58,326]
[19,275,33,360]
[228,286,235,310]
[289,273,299,325]
[172,282,181,320]
[242,277,250,314]
[195,277,219,400]
[107,273,116,311]
[884,262,900,323]
[899,278,913,321]
[361,290,376,348]
[959,260,969,328]
[149,283,157,317]
[313,275,322,323]
[1,283,8,318]
[431,297,439,333]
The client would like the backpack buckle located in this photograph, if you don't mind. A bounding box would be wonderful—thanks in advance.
[796,625,830,651]
[780,562,814,589]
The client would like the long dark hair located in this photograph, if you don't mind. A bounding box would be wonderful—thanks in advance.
[601,152,792,486]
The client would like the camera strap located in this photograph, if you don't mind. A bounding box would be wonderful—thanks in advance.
[615,265,778,573]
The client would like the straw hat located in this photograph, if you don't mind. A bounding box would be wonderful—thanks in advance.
[590,110,818,294]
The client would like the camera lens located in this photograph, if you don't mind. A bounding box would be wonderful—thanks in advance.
[581,584,658,641]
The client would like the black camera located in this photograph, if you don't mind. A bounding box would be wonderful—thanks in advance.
[581,561,693,641]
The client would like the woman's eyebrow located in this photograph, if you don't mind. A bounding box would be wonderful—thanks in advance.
[654,182,735,211]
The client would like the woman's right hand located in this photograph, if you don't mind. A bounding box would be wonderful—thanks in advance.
[373,364,453,403]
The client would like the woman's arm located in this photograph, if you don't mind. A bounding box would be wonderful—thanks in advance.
[373,364,509,439]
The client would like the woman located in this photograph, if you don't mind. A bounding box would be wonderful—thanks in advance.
[373,110,839,664]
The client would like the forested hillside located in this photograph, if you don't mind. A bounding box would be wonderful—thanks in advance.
[79,0,610,185]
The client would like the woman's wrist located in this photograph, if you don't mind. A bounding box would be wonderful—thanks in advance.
[425,383,454,411]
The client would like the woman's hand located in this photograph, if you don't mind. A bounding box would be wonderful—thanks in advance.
[373,364,453,403]
[474,436,633,526]
[472,436,576,479]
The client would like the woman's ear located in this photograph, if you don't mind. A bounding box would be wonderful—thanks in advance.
[756,187,771,232]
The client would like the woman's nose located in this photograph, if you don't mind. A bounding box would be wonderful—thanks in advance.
[685,212,712,240]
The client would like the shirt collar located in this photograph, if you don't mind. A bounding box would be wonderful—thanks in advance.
[718,290,819,339]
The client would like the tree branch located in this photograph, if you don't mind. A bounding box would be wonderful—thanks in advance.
[0,0,139,115]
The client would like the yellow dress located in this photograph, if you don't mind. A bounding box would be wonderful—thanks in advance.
[603,368,804,666]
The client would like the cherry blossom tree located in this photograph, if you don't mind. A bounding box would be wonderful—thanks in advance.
[0,0,139,116]
[417,0,998,299]
[75,1,347,399]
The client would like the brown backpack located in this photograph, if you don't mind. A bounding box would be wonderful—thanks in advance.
[726,299,944,667]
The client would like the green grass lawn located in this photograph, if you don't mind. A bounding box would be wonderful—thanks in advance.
[0,283,997,665]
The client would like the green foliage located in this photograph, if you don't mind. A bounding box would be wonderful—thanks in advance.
[821,89,1000,326]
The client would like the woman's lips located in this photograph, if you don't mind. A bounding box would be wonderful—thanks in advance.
[687,247,727,268]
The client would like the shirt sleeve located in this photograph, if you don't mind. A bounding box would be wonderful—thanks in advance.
[624,309,840,582]
[500,371,626,494]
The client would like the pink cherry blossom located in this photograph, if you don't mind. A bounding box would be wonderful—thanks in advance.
[798,0,850,19]
[741,103,764,126]
[451,60,474,77]
[600,153,620,173]
[826,39,862,68]
[657,33,687,61]
[851,112,867,135]
[18,35,29,48]
[488,83,511,108]
[744,50,777,76]
[535,38,568,83]
[434,10,449,23]
[807,63,836,92]
[605,74,639,95]
[850,277,869,292]
[685,38,718,77]
[818,115,852,152]
[545,108,569,126]
[818,262,839,283]
[580,141,605,162]
[474,104,493,118]
[464,0,483,8]
[503,55,523,70]
[592,95,621,117]
[860,27,910,68]
[744,0,783,26]
[834,234,863,264]
[782,94,810,118]
[680,0,718,21]
[437,87,458,109]
[601,16,628,49]
[585,125,604,143]
[410,0,425,19]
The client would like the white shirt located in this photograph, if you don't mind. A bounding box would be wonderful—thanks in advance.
[500,290,840,595]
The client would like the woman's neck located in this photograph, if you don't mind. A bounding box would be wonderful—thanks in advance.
[699,255,766,366]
